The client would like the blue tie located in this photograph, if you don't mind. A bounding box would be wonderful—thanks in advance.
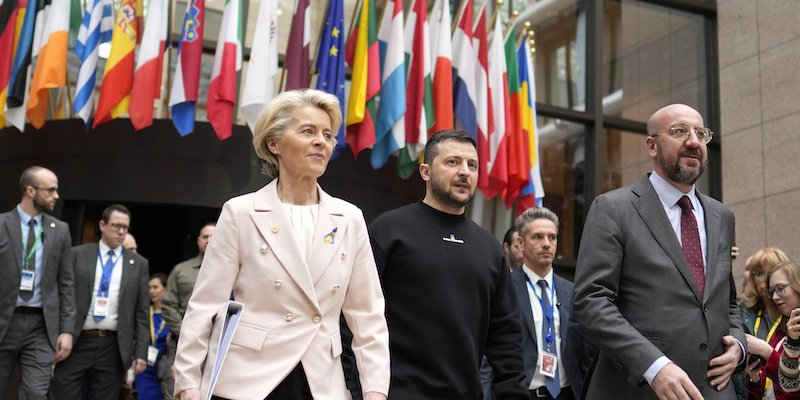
[94,250,115,321]
[537,279,560,398]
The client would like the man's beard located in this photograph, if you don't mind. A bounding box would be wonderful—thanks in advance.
[430,171,474,211]
[658,148,707,186]
[33,194,54,213]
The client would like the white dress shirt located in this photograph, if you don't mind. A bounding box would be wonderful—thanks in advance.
[83,242,124,331]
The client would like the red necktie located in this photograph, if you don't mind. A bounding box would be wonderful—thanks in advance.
[678,196,705,296]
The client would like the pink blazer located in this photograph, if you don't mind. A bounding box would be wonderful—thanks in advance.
[173,180,390,399]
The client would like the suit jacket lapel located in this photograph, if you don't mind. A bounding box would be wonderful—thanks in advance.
[512,269,538,346]
[40,215,55,277]
[554,277,571,352]
[119,249,132,303]
[308,189,348,285]
[698,193,721,303]
[4,211,24,273]
[631,176,702,303]
[250,181,318,306]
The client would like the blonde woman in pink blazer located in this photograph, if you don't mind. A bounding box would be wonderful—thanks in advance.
[173,90,390,400]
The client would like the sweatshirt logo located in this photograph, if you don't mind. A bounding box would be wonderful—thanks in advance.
[442,234,464,244]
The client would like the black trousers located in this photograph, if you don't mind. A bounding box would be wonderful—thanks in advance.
[212,363,312,400]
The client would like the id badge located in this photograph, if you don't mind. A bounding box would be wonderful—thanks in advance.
[539,352,558,378]
[147,345,160,366]
[93,296,109,317]
[20,270,35,291]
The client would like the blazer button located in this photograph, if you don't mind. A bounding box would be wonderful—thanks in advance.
[312,316,321,323]
[260,244,268,254]
[699,343,707,351]
[272,226,279,233]
[274,280,283,288]
[285,313,294,322]
[331,284,340,292]
[341,252,347,260]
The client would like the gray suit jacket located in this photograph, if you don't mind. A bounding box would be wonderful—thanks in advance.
[573,174,745,400]
[0,209,74,348]
[70,243,150,366]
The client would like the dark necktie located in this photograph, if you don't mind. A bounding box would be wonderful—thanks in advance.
[537,279,560,398]
[678,196,705,297]
[20,219,37,301]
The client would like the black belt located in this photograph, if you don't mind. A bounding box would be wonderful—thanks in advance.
[14,306,43,314]
[530,387,553,399]
[81,329,117,337]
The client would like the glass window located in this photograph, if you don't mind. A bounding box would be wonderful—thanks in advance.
[511,0,586,110]
[537,116,585,260]
[602,128,651,192]
[603,0,709,123]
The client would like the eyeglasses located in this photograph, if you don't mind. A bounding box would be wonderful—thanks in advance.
[767,283,791,297]
[32,186,58,195]
[752,269,767,278]
[108,223,130,233]
[652,124,714,145]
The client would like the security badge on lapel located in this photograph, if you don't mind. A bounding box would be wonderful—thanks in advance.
[539,352,558,378]
[20,271,35,291]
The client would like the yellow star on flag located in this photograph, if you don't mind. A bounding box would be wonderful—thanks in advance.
[329,45,339,56]
[332,26,340,37]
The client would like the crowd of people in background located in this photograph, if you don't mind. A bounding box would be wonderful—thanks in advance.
[3,92,800,400]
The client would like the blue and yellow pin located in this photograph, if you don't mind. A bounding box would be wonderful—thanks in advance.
[324,228,338,244]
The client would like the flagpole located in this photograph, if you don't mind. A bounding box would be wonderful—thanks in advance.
[65,73,74,119]
[503,10,518,39]
[516,21,529,47]
[311,0,333,75]
[347,0,362,40]
[528,29,535,54]
[280,0,304,92]
[450,0,466,36]
[487,0,502,33]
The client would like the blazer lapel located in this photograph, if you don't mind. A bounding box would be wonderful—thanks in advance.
[40,215,55,277]
[250,181,318,306]
[554,277,571,352]
[4,211,24,272]
[119,249,133,303]
[631,176,702,303]
[513,269,538,346]
[698,193,722,303]
[308,189,349,285]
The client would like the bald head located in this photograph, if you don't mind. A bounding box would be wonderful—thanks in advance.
[123,233,138,253]
[647,104,704,136]
[19,166,59,215]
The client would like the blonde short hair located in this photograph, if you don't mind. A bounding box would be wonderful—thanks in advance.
[742,247,789,310]
[252,89,342,178]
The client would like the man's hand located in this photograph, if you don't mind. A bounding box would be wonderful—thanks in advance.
[53,333,73,362]
[133,358,147,375]
[652,362,704,400]
[707,335,743,391]
[363,392,387,400]
[176,388,202,400]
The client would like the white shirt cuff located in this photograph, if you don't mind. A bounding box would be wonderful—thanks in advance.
[644,356,671,385]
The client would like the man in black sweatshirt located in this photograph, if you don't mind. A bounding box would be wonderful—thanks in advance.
[368,130,529,400]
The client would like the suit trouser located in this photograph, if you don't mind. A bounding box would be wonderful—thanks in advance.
[0,311,53,400]
[52,333,125,400]
[211,363,312,400]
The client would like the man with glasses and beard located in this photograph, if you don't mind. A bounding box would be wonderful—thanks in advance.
[0,166,74,399]
[363,130,528,399]
[573,104,745,400]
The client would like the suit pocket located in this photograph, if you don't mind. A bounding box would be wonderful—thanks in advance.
[330,332,342,358]
[231,322,269,351]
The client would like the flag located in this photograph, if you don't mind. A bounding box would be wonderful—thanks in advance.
[129,0,169,130]
[370,0,404,169]
[452,0,476,140]
[484,15,509,199]
[473,1,493,193]
[427,0,452,135]
[503,28,528,208]
[516,35,544,212]
[399,0,433,178]
[73,0,113,128]
[169,0,204,135]
[344,0,379,157]
[5,0,43,131]
[93,0,138,128]
[26,0,70,128]
[314,0,346,157]
[207,0,242,140]
[0,0,24,127]
[284,0,309,90]
[240,0,278,133]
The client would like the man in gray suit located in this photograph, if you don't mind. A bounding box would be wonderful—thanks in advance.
[0,166,74,399]
[52,204,150,399]
[573,104,745,400]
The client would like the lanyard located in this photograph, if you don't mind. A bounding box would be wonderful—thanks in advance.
[754,310,782,342]
[21,223,44,269]
[150,306,166,345]
[97,250,120,297]
[525,273,556,343]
